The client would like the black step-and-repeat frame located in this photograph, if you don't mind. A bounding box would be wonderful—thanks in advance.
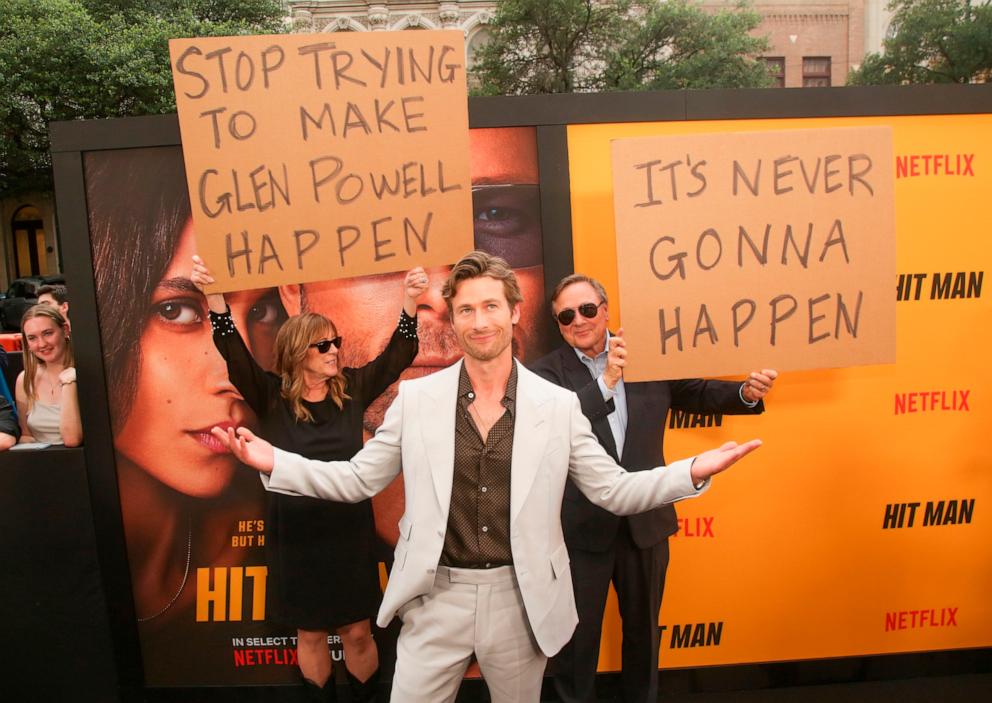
[37,84,991,699]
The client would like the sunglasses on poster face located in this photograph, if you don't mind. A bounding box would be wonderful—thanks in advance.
[309,337,342,354]
[555,302,604,326]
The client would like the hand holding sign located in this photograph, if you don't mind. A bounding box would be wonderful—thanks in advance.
[190,254,228,315]
[741,369,778,404]
[403,266,430,316]
[604,328,626,390]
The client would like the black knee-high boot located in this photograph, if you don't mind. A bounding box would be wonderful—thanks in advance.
[303,675,337,703]
[345,668,380,703]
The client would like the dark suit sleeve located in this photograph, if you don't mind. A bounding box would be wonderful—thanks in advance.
[669,378,764,415]
[529,351,616,423]
[0,395,19,440]
[209,309,280,418]
[346,311,418,409]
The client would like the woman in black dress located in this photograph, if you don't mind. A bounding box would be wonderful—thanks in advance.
[193,256,428,702]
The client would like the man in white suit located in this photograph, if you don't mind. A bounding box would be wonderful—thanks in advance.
[215,251,761,703]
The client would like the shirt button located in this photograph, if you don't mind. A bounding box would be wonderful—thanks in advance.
[467,392,475,399]
[482,526,489,533]
[485,562,491,568]
[481,486,488,493]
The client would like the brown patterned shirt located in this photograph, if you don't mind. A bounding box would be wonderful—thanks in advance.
[439,361,518,568]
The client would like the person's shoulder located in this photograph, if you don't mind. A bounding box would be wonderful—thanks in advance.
[395,360,461,394]
[517,362,576,402]
[528,344,569,370]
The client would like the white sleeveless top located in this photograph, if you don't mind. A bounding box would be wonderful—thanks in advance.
[26,402,63,444]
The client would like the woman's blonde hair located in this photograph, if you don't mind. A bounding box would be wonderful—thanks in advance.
[274,312,349,423]
[21,305,74,411]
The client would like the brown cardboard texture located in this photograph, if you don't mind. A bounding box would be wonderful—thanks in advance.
[170,31,472,292]
[610,126,895,381]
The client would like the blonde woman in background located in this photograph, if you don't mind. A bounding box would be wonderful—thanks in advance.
[16,305,82,446]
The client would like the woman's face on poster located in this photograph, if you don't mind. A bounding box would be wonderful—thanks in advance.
[113,221,285,497]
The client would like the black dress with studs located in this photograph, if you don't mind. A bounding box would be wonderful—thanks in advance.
[210,309,418,629]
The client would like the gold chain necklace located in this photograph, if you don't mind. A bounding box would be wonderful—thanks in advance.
[137,515,192,622]
[40,371,61,403]
[469,401,502,435]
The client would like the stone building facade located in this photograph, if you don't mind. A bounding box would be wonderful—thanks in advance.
[287,1,497,66]
[285,1,896,88]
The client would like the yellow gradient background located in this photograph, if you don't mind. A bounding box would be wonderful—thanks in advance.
[567,115,992,668]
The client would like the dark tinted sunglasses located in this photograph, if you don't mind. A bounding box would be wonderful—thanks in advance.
[555,302,604,326]
[309,337,342,354]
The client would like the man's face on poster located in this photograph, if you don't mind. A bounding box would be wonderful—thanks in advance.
[280,127,551,433]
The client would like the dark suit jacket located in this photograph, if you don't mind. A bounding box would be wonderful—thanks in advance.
[0,394,19,441]
[529,342,764,551]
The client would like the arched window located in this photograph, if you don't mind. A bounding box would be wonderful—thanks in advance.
[10,205,48,277]
[467,28,492,69]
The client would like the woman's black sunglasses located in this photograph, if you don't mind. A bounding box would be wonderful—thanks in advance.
[309,337,342,354]
[555,302,604,326]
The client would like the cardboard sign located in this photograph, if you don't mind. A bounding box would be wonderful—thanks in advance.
[170,31,473,292]
[611,127,895,381]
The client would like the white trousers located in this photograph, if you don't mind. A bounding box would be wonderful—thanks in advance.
[390,565,547,703]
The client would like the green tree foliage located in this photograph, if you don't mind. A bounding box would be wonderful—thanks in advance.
[848,0,992,85]
[471,0,771,96]
[0,0,286,196]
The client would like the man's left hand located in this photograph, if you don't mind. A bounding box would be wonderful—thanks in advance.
[742,369,778,403]
[690,439,763,484]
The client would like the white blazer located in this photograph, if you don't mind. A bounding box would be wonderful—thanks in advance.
[263,360,708,656]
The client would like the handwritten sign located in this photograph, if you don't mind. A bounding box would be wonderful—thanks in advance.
[169,31,473,292]
[611,127,895,381]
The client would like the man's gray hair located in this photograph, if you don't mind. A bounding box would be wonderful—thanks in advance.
[550,274,608,306]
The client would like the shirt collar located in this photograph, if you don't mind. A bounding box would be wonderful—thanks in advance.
[572,330,611,363]
[458,360,518,414]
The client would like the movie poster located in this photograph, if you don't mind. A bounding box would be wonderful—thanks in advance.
[83,126,552,685]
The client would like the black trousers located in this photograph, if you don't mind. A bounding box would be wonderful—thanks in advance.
[552,521,670,703]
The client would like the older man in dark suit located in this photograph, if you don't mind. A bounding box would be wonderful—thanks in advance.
[530,274,777,703]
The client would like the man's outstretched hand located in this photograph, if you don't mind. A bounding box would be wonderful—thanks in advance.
[210,426,275,474]
[689,440,762,485]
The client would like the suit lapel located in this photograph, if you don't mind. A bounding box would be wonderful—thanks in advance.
[559,344,619,460]
[560,344,596,390]
[619,381,646,465]
[510,364,552,524]
[418,361,461,520]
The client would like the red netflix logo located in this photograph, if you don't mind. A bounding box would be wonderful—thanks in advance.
[884,607,958,631]
[894,390,969,415]
[673,517,714,538]
[896,154,974,178]
[232,647,299,667]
